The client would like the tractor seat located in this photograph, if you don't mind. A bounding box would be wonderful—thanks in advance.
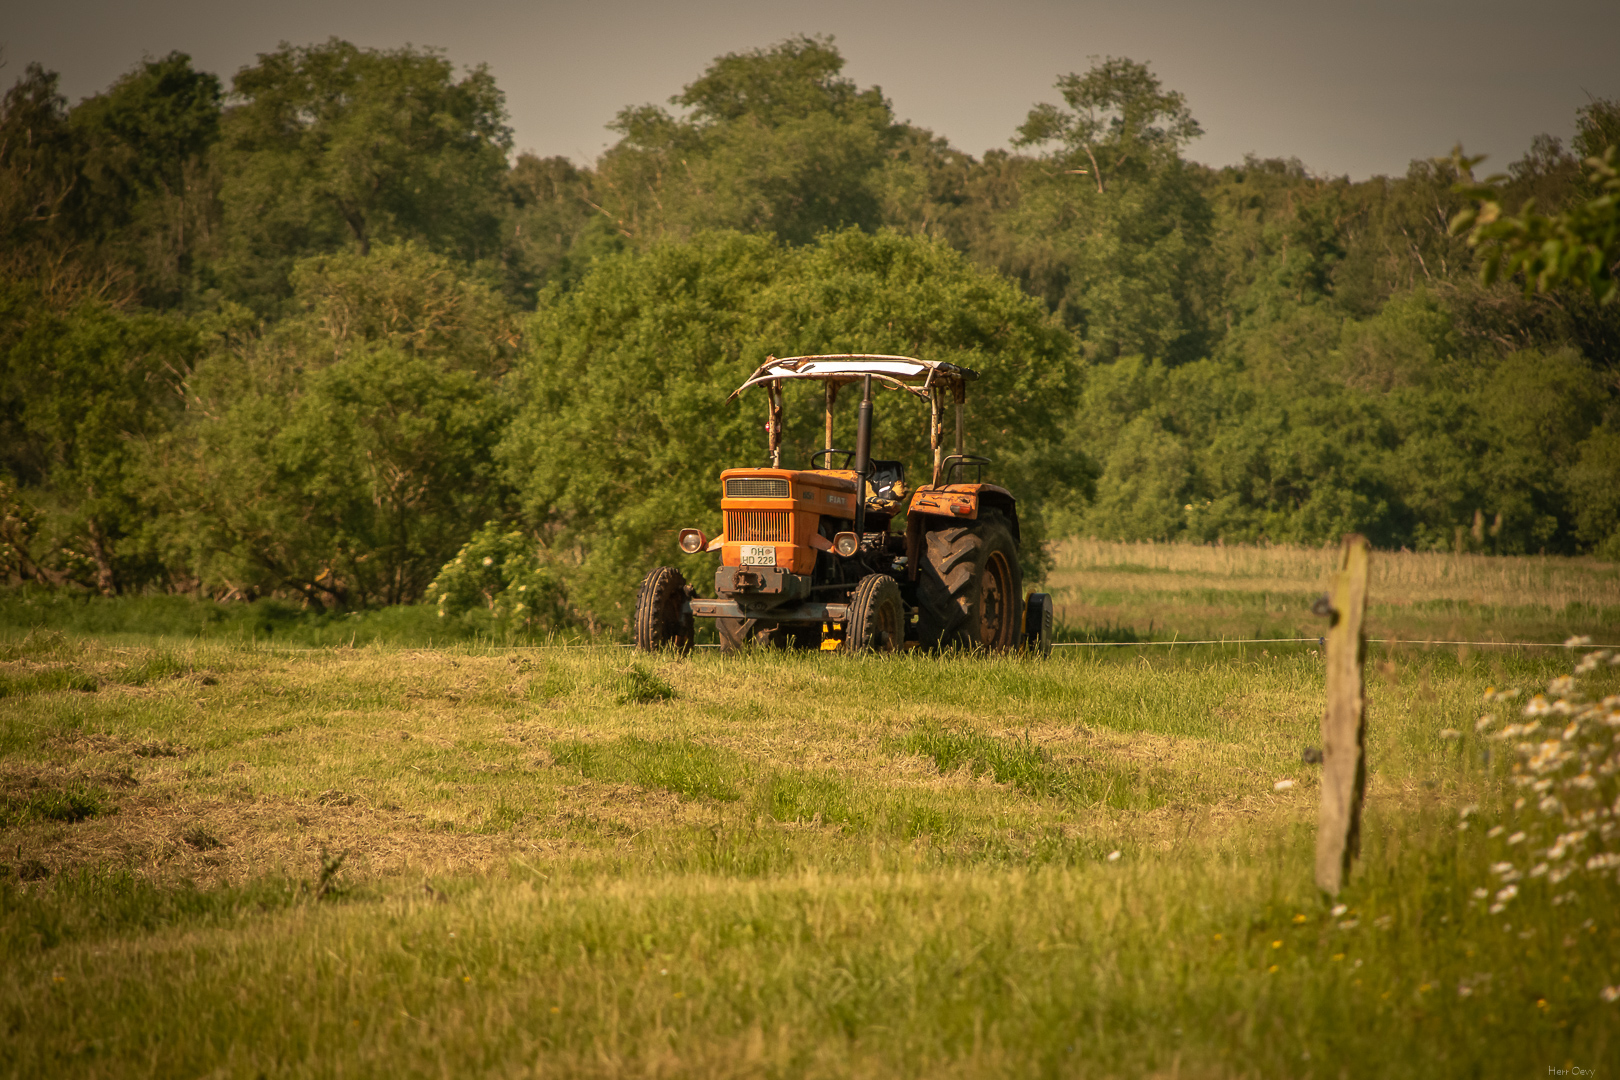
[865,459,907,511]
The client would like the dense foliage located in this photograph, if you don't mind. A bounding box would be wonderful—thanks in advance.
[2,37,1617,634]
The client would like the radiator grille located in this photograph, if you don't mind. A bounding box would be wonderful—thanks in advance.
[724,477,790,499]
[726,510,791,543]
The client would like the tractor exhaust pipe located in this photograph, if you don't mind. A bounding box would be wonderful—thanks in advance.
[852,375,872,539]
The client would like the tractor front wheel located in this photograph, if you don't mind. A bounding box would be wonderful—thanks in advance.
[846,574,904,653]
[633,567,694,652]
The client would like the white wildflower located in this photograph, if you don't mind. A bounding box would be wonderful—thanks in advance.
[1487,826,1505,839]
[1586,852,1620,871]
[1106,850,1122,862]
[1273,779,1295,791]
[1549,675,1576,696]
[1563,635,1592,648]
[1472,888,1489,899]
[1475,714,1495,733]
[1529,863,1548,877]
[1602,986,1620,1004]
[1439,728,1461,740]
[1506,831,1526,846]
[1330,903,1348,916]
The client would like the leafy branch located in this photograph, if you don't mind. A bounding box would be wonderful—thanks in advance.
[1448,145,1620,303]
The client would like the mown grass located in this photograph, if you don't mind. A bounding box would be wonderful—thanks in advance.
[1,547,1617,1077]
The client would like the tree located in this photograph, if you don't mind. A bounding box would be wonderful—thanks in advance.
[217,39,512,309]
[1013,56,1202,194]
[993,58,1213,361]
[70,53,223,307]
[0,64,101,298]
[0,278,202,591]
[499,153,604,304]
[153,243,512,605]
[589,36,896,246]
[0,55,223,308]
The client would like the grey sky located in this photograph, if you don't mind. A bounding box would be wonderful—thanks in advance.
[5,0,1616,180]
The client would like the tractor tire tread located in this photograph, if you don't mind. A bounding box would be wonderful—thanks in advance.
[917,511,1021,650]
[633,566,694,653]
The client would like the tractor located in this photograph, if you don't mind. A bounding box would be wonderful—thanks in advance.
[632,354,1053,654]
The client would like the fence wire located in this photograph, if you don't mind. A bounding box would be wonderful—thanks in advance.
[486,636,1614,652]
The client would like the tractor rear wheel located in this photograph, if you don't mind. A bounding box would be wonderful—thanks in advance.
[846,574,904,652]
[1023,592,1054,656]
[717,618,818,652]
[633,566,694,652]
[918,511,1023,651]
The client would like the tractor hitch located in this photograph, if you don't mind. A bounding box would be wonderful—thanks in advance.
[715,566,811,601]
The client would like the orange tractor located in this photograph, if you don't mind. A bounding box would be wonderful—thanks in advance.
[633,354,1053,654]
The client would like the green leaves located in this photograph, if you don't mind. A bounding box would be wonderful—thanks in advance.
[153,244,509,607]
[1449,144,1620,304]
[591,36,897,246]
[217,40,513,309]
[1015,57,1203,188]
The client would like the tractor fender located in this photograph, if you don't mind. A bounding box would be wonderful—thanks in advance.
[903,484,1019,578]
[906,483,1018,538]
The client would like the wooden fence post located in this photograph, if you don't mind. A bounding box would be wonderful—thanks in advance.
[1316,534,1370,896]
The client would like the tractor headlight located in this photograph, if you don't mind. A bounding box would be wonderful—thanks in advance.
[678,528,709,555]
[833,531,860,558]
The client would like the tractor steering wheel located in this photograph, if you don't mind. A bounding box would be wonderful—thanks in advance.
[809,448,855,470]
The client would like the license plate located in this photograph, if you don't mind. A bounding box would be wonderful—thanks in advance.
[739,545,776,566]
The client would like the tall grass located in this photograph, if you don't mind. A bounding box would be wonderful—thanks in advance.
[1048,539,1620,645]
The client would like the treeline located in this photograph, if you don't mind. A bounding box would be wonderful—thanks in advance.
[2,36,1617,634]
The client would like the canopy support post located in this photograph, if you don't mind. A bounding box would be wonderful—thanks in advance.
[930,392,944,488]
[824,382,838,455]
[768,384,783,468]
[953,381,966,457]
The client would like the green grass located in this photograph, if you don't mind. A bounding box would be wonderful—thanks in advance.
[0,587,514,647]
[552,736,744,802]
[1,554,1618,1076]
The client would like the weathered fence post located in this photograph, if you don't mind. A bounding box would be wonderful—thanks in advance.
[1315,533,1370,896]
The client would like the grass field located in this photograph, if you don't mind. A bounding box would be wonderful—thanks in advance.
[3,542,1619,1077]
[1049,538,1620,645]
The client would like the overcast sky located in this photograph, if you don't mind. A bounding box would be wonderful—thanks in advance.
[6,0,1616,180]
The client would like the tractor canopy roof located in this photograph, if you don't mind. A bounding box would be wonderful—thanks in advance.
[728,354,978,402]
